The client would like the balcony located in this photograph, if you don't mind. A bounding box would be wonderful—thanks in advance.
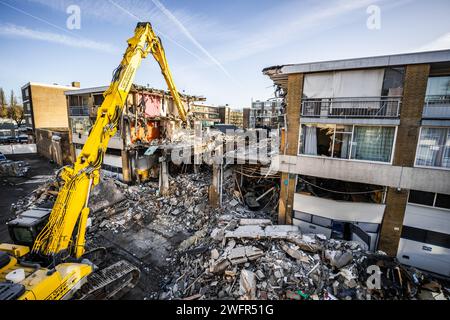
[422,95,450,119]
[301,97,401,119]
[72,132,123,150]
[69,106,89,116]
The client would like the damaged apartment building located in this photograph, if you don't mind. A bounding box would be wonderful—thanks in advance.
[264,49,450,277]
[66,84,204,183]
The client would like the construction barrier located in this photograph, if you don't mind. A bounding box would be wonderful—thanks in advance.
[0,144,37,154]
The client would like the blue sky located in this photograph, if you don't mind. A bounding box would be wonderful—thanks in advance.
[0,0,449,108]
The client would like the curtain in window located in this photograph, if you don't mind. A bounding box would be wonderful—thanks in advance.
[351,126,394,162]
[443,130,450,168]
[426,76,450,96]
[416,127,449,168]
[302,125,318,155]
[303,69,385,98]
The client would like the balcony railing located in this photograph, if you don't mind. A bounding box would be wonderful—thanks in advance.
[69,106,89,116]
[301,97,401,118]
[423,95,450,119]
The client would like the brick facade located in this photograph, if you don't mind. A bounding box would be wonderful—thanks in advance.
[278,73,303,224]
[378,64,430,255]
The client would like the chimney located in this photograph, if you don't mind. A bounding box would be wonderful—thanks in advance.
[71,81,80,88]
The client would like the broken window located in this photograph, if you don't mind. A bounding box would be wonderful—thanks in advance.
[70,117,91,135]
[300,124,333,156]
[381,67,405,96]
[93,94,104,106]
[296,175,385,204]
[333,125,352,159]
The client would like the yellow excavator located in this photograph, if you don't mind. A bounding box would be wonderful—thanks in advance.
[0,22,187,300]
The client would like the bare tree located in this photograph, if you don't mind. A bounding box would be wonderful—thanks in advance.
[8,90,25,126]
[0,87,7,118]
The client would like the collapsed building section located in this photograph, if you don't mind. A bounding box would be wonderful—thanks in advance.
[66,84,205,183]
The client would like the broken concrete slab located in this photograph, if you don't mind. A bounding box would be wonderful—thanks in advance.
[178,229,208,251]
[264,225,300,238]
[239,218,272,226]
[225,225,265,239]
[88,178,126,213]
[239,269,256,300]
[225,224,301,240]
[210,249,220,260]
[210,245,264,273]
[279,241,309,262]
[210,228,225,241]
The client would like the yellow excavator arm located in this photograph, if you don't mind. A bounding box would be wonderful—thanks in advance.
[31,22,186,259]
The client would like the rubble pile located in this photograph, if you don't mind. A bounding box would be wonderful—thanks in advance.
[88,173,215,235]
[9,170,449,301]
[163,217,449,300]
[10,178,58,214]
[0,160,30,177]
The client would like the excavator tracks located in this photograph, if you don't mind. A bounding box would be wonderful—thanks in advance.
[76,260,140,300]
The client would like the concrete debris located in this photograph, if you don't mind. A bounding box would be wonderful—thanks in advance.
[0,160,30,177]
[88,178,127,213]
[179,229,208,251]
[239,269,256,300]
[11,169,450,301]
[239,218,272,226]
[165,214,450,300]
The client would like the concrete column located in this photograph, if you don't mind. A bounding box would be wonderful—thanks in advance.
[159,154,169,195]
[209,164,221,207]
[379,187,409,255]
[194,121,203,165]
[121,150,132,183]
[379,64,430,256]
[278,73,303,224]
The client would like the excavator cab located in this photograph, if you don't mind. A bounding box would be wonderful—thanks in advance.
[7,208,51,248]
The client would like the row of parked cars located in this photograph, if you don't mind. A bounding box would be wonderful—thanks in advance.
[0,151,31,177]
[0,135,29,144]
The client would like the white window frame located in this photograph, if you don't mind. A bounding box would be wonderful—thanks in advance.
[407,190,450,212]
[298,123,398,165]
[414,126,450,171]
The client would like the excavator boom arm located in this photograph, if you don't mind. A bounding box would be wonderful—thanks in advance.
[31,22,185,259]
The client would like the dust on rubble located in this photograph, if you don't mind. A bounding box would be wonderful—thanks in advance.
[9,171,450,301]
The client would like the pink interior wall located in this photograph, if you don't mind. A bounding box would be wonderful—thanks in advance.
[137,93,162,117]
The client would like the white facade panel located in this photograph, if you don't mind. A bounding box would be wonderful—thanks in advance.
[397,238,450,276]
[403,204,450,235]
[293,193,385,224]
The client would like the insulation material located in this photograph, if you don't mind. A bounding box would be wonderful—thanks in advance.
[303,69,385,98]
[130,120,160,144]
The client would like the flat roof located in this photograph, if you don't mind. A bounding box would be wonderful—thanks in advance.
[21,82,78,90]
[65,86,109,95]
[65,84,205,101]
[263,49,450,88]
